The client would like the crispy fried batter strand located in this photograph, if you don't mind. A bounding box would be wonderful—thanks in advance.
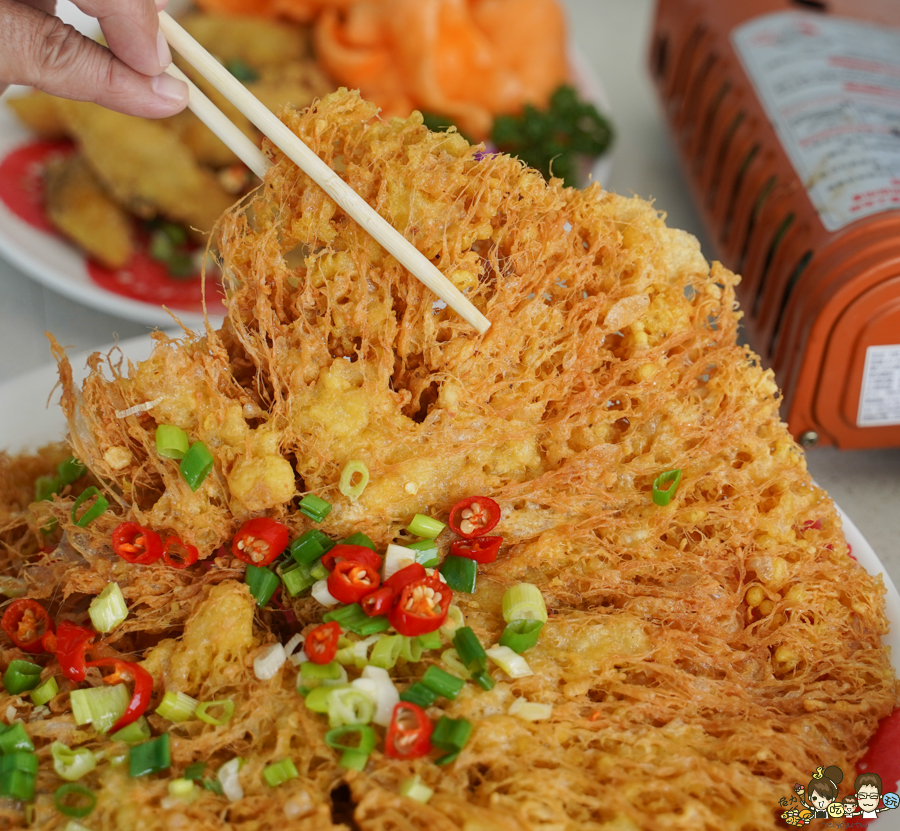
[0,90,895,831]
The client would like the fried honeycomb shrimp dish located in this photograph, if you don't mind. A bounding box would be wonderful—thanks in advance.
[0,89,896,831]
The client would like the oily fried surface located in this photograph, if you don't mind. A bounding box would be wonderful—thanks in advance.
[0,90,895,830]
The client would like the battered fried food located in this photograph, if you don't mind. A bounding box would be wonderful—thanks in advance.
[0,89,896,831]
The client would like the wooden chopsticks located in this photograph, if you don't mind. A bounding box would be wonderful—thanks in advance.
[158,12,490,335]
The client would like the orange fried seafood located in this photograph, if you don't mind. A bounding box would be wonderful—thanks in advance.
[2,89,896,831]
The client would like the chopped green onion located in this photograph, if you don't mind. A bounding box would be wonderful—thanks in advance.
[0,752,38,776]
[304,685,337,713]
[180,441,214,491]
[51,743,97,781]
[501,583,548,623]
[110,716,151,744]
[652,468,683,506]
[440,604,465,637]
[54,783,97,818]
[399,681,437,708]
[351,666,400,727]
[70,684,129,734]
[422,666,465,700]
[281,561,317,596]
[311,578,339,606]
[486,645,533,678]
[499,619,544,653]
[0,768,35,801]
[399,774,434,804]
[155,425,189,460]
[263,758,298,787]
[369,635,403,669]
[472,668,495,691]
[202,776,224,795]
[299,494,332,523]
[225,57,259,82]
[167,778,198,802]
[195,700,234,726]
[310,560,330,581]
[340,532,376,550]
[439,555,477,593]
[289,530,327,565]
[64,822,92,831]
[245,564,279,606]
[452,627,487,672]
[335,634,381,668]
[508,698,553,721]
[326,686,376,728]
[129,733,170,777]
[324,604,389,636]
[383,543,417,579]
[218,757,244,802]
[35,474,59,502]
[406,539,438,554]
[300,661,344,689]
[417,630,442,651]
[432,716,473,753]
[29,674,59,706]
[71,486,108,527]
[0,723,34,753]
[183,762,206,781]
[414,550,440,569]
[155,690,198,723]
[399,635,423,663]
[3,660,42,695]
[58,456,87,485]
[324,724,376,771]
[405,514,445,540]
[88,582,128,633]
[339,460,370,501]
[440,648,472,680]
[435,749,461,766]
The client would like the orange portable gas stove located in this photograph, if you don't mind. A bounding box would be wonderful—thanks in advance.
[649,0,900,449]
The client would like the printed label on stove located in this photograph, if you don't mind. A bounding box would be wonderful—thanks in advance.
[732,12,900,232]
[857,344,900,427]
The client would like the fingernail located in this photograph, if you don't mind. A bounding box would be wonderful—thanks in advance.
[157,29,172,69]
[156,0,169,9]
[152,73,187,104]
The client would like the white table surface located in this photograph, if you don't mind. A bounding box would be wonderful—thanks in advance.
[0,0,897,594]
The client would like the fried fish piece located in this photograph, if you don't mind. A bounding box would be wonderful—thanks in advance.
[52,98,234,234]
[5,90,67,138]
[44,155,133,269]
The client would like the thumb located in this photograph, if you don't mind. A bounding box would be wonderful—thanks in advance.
[0,0,187,118]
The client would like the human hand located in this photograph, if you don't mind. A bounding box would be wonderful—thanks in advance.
[0,0,187,117]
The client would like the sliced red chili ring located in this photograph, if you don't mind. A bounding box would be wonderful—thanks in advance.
[327,561,382,604]
[447,496,501,539]
[112,522,163,565]
[162,536,199,569]
[389,574,451,636]
[383,563,426,595]
[360,586,394,617]
[1,599,54,654]
[86,658,153,734]
[304,621,341,665]
[231,517,290,566]
[321,544,382,573]
[450,536,502,564]
[384,702,432,759]
[55,621,96,682]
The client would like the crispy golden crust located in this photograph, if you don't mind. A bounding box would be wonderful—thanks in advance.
[0,90,895,830]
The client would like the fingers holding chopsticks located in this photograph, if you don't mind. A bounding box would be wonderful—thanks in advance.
[0,0,188,117]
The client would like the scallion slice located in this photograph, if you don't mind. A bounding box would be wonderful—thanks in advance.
[652,468,683,506]
[155,691,199,723]
[155,425,189,460]
[129,733,170,777]
[0,768,35,801]
[299,494,332,523]
[472,668,495,691]
[339,460,369,501]
[501,583,548,623]
[383,543,417,580]
[70,684,129,734]
[310,560,330,581]
[167,778,198,802]
[340,532,376,550]
[110,716,151,744]
[440,648,472,680]
[399,635,423,663]
[440,604,465,638]
[289,530,327,566]
[508,698,553,721]
[405,514,445,540]
[326,686,376,728]
[324,724,376,771]
[281,561,316,597]
[184,762,206,781]
[369,635,403,669]
[179,441,214,491]
[399,682,437,708]
[299,661,344,690]
[351,666,400,727]
[0,752,38,776]
[245,564,279,607]
[421,666,465,700]
[29,675,59,706]
[70,486,108,527]
[324,604,390,636]
[0,723,34,754]
[51,743,96,781]
[452,627,487,672]
[399,774,434,804]
[57,456,87,486]
[3,660,42,695]
[432,716,473,753]
[406,539,438,555]
[54,783,97,818]
[263,758,298,787]
[217,757,243,802]
[195,700,234,726]
[439,555,477,593]
[486,644,533,678]
[88,581,128,633]
[499,619,544,653]
[417,630,442,651]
